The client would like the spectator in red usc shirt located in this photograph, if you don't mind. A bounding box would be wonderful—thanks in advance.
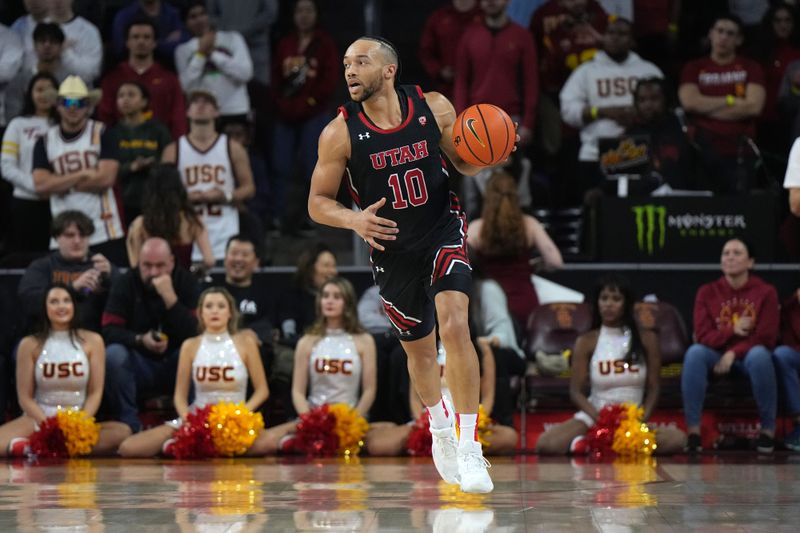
[678,15,766,194]
[99,18,187,139]
[418,0,481,100]
[530,0,608,96]
[681,238,779,454]
[270,0,339,234]
[455,0,538,147]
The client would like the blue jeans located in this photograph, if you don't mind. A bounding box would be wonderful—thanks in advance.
[270,112,330,220]
[681,343,777,431]
[774,345,800,416]
[105,343,180,432]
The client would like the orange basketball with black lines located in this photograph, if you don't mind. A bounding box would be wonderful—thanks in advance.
[452,104,515,167]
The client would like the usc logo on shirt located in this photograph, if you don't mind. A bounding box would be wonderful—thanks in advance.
[314,359,353,375]
[195,366,235,382]
[42,362,84,378]
[598,359,640,375]
[184,164,227,186]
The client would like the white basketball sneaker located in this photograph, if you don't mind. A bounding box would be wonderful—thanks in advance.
[430,423,460,484]
[457,440,493,493]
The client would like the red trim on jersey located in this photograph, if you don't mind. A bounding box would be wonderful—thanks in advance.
[344,168,361,207]
[415,85,424,99]
[337,106,348,119]
[358,97,415,134]
[185,133,223,155]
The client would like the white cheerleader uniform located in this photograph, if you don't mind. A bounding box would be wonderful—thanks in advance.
[192,332,248,408]
[34,331,90,417]
[307,329,362,408]
[574,326,647,426]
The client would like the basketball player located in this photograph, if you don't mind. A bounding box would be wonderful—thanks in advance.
[32,76,126,265]
[309,37,511,493]
[162,89,255,262]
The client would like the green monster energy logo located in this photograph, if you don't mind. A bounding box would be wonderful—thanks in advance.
[632,205,666,254]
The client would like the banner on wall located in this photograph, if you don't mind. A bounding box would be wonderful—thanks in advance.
[599,195,776,262]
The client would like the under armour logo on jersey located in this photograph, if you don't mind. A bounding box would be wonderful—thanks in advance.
[419,116,427,126]
[358,132,370,140]
[375,266,385,272]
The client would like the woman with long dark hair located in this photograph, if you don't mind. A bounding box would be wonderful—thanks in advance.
[467,171,563,327]
[536,274,686,455]
[126,164,215,270]
[1,72,59,256]
[0,284,131,456]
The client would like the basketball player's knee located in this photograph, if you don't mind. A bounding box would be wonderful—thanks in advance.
[438,314,470,346]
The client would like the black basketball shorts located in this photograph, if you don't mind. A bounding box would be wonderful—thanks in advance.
[370,213,472,341]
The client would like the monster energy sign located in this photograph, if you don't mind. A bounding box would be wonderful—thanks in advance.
[600,197,774,261]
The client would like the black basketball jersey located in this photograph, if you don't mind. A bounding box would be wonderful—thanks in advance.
[339,85,454,253]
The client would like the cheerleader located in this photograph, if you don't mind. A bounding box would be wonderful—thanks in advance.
[252,277,376,454]
[118,287,269,457]
[0,284,131,456]
[536,274,686,455]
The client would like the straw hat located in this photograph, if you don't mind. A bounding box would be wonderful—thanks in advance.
[58,75,102,103]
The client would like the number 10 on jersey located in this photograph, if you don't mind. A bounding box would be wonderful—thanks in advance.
[387,168,428,209]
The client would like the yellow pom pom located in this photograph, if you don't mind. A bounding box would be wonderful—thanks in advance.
[328,403,369,457]
[477,404,493,449]
[208,402,264,456]
[611,403,658,456]
[56,409,99,457]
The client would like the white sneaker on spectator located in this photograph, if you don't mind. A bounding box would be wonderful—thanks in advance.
[457,441,493,493]
[430,423,460,484]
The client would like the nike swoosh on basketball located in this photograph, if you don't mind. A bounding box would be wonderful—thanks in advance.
[465,118,486,148]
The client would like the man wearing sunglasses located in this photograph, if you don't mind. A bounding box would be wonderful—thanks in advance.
[31,75,126,265]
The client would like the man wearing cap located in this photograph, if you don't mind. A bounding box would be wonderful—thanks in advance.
[32,75,126,265]
[161,89,255,261]
[175,2,253,127]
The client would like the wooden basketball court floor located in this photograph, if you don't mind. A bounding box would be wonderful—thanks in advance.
[2,454,800,531]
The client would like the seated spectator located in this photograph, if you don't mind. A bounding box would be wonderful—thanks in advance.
[560,17,663,193]
[271,0,339,234]
[46,0,102,84]
[5,23,68,121]
[0,284,131,457]
[175,2,253,126]
[111,0,188,65]
[99,18,187,139]
[274,242,338,347]
[126,165,215,271]
[678,15,766,194]
[213,234,275,372]
[32,76,126,265]
[467,171,563,328]
[110,81,172,225]
[681,238,779,453]
[0,22,23,129]
[252,277,376,455]
[118,287,268,457]
[1,72,58,259]
[536,274,686,455]
[626,77,697,191]
[418,0,481,100]
[774,287,800,451]
[161,89,255,262]
[18,211,118,334]
[102,237,200,433]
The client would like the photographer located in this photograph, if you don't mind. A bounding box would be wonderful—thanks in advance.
[101,237,199,433]
[18,210,119,334]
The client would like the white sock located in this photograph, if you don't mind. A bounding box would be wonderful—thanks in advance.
[427,398,452,429]
[456,413,478,448]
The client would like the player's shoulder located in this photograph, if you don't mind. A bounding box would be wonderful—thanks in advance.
[421,90,452,111]
[318,112,351,155]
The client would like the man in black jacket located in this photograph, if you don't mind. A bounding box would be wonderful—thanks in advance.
[102,237,199,432]
[18,210,118,333]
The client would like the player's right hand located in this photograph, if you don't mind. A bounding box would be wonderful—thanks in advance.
[352,197,398,252]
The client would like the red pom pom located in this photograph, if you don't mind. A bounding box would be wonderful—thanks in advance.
[170,405,217,459]
[406,413,432,457]
[29,417,69,458]
[294,405,339,457]
[586,404,627,457]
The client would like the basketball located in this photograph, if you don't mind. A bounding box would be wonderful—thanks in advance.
[452,104,516,167]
